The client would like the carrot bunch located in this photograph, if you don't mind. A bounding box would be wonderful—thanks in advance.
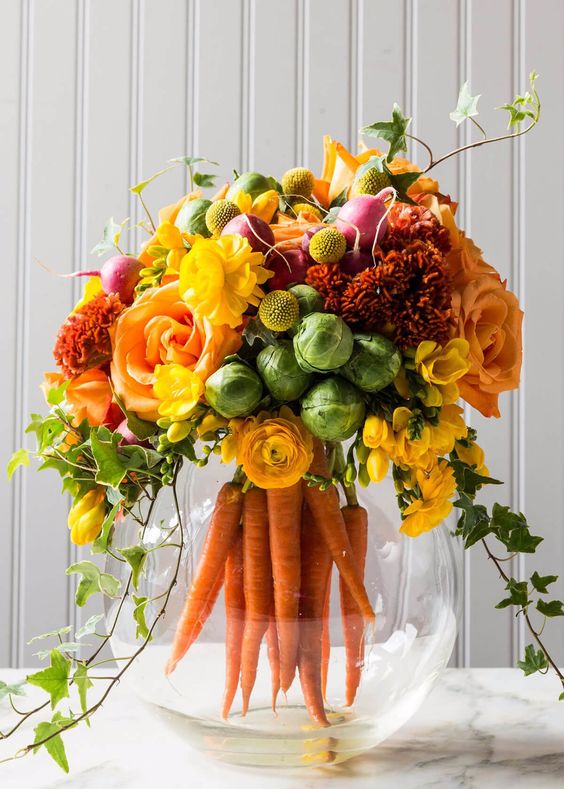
[166,442,373,726]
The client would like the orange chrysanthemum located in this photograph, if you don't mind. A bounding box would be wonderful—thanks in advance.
[53,293,124,378]
[383,203,451,255]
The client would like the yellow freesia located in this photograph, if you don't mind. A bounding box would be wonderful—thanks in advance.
[72,276,103,313]
[415,339,470,386]
[179,234,273,328]
[68,487,106,546]
[231,189,279,223]
[391,407,434,469]
[155,220,196,272]
[421,381,460,408]
[367,447,389,483]
[153,363,204,421]
[400,460,456,537]
[455,439,489,477]
[197,412,229,439]
[362,414,394,451]
[428,404,468,455]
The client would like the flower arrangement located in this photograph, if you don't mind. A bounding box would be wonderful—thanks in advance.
[3,72,562,773]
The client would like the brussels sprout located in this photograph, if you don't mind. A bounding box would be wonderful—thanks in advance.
[257,341,312,402]
[341,332,402,392]
[293,313,353,373]
[300,376,365,441]
[175,198,212,237]
[205,362,263,418]
[287,284,324,337]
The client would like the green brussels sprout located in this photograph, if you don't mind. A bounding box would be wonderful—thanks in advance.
[293,313,353,373]
[287,284,324,337]
[301,376,365,441]
[205,362,263,418]
[256,341,313,402]
[341,332,402,392]
[175,198,212,237]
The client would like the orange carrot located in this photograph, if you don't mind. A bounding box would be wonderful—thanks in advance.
[266,611,280,712]
[321,569,331,699]
[340,504,369,706]
[303,439,374,623]
[240,487,272,715]
[298,505,332,727]
[166,482,243,675]
[221,529,245,719]
[267,482,302,692]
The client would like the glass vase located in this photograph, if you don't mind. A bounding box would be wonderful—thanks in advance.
[106,452,460,768]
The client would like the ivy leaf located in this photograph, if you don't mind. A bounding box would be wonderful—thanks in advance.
[495,578,529,610]
[536,599,564,618]
[193,172,217,188]
[73,663,93,719]
[450,459,502,498]
[130,165,175,195]
[66,561,121,607]
[449,81,481,126]
[242,317,279,348]
[27,626,72,644]
[120,444,163,470]
[112,392,157,440]
[132,595,150,640]
[118,545,148,590]
[7,447,30,480]
[33,643,84,661]
[33,712,73,773]
[517,644,548,676]
[91,216,127,257]
[91,502,120,555]
[530,571,558,595]
[454,496,491,548]
[497,71,540,129]
[361,103,412,161]
[90,430,128,488]
[26,413,66,454]
[169,155,219,168]
[491,503,543,554]
[0,679,26,700]
[27,650,71,709]
[75,614,105,640]
[45,378,69,406]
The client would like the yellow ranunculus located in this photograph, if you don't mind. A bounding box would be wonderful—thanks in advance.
[68,487,106,546]
[179,235,273,328]
[231,189,279,223]
[455,440,489,476]
[400,460,456,537]
[367,447,389,483]
[236,408,313,488]
[153,363,204,421]
[362,415,394,451]
[428,404,468,455]
[415,339,470,386]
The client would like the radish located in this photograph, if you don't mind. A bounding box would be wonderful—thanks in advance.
[221,213,275,254]
[335,187,395,251]
[78,255,142,304]
[300,225,324,257]
[266,248,309,291]
[340,249,373,276]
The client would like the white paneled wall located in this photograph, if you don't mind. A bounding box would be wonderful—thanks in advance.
[1,0,563,668]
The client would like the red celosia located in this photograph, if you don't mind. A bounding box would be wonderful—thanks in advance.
[305,263,351,313]
[53,293,124,378]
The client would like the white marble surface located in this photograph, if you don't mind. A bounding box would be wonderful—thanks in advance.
[1,668,563,788]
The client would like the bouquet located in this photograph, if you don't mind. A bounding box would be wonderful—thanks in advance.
[4,71,561,773]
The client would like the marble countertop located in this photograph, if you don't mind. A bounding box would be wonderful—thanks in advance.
[1,668,563,788]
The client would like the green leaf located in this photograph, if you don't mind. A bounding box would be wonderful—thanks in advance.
[0,679,26,700]
[73,663,93,718]
[169,155,219,168]
[242,316,279,348]
[113,392,157,440]
[118,545,148,590]
[497,71,540,129]
[536,599,564,618]
[66,561,121,607]
[329,187,349,209]
[27,626,72,644]
[385,166,420,205]
[496,578,529,610]
[454,496,491,548]
[193,171,217,188]
[91,216,128,257]
[46,378,69,406]
[517,644,548,676]
[559,691,564,701]
[132,594,150,640]
[33,712,73,773]
[27,650,71,709]
[90,430,128,488]
[7,447,30,480]
[33,643,84,661]
[75,614,105,640]
[130,165,175,195]
[450,459,502,498]
[491,503,543,554]
[120,444,163,470]
[449,81,481,126]
[91,502,120,555]
[530,571,558,595]
[361,103,412,161]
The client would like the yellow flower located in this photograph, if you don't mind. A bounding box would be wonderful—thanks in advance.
[367,447,389,483]
[415,339,470,386]
[68,487,106,546]
[362,415,394,451]
[428,404,467,455]
[197,412,229,439]
[153,363,204,421]
[236,408,313,488]
[400,460,456,537]
[179,234,273,328]
[455,440,489,477]
[72,276,103,313]
[391,407,434,469]
[231,189,279,223]
[155,220,196,273]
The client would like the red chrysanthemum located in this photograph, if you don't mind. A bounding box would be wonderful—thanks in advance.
[305,263,351,313]
[53,293,124,378]
[382,203,451,255]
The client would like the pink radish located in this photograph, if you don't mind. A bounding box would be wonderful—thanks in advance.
[301,225,324,257]
[340,249,373,276]
[77,255,142,304]
[266,248,309,291]
[221,213,275,254]
[335,188,395,251]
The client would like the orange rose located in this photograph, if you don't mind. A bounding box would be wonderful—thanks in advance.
[110,282,241,421]
[451,275,523,418]
[42,369,120,428]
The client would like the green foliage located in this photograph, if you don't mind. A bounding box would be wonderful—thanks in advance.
[27,650,71,709]
[490,503,543,554]
[75,614,105,640]
[33,712,73,773]
[66,561,121,608]
[361,104,412,161]
[33,643,84,662]
[517,644,548,676]
[91,216,128,256]
[118,545,148,590]
[496,578,529,610]
[130,165,175,195]
[91,503,120,555]
[497,71,540,128]
[530,571,558,595]
[90,430,129,488]
[132,595,150,640]
[450,82,481,126]
[27,626,72,644]
[536,599,564,618]
[73,663,93,718]
[193,172,217,188]
[242,316,279,349]
[0,679,26,700]
[450,458,502,497]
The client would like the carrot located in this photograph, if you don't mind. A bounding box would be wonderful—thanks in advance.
[298,505,332,727]
[266,611,281,712]
[321,569,331,700]
[267,482,302,692]
[340,504,369,706]
[240,487,272,715]
[221,529,245,719]
[166,482,243,675]
[302,439,374,623]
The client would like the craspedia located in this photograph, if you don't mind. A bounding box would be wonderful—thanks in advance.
[291,202,324,220]
[258,290,300,332]
[281,167,315,198]
[309,227,347,264]
[205,199,241,234]
[352,167,391,196]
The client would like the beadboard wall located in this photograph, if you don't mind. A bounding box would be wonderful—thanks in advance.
[1,0,563,669]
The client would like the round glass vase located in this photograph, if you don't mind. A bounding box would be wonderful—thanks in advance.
[106,453,461,768]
